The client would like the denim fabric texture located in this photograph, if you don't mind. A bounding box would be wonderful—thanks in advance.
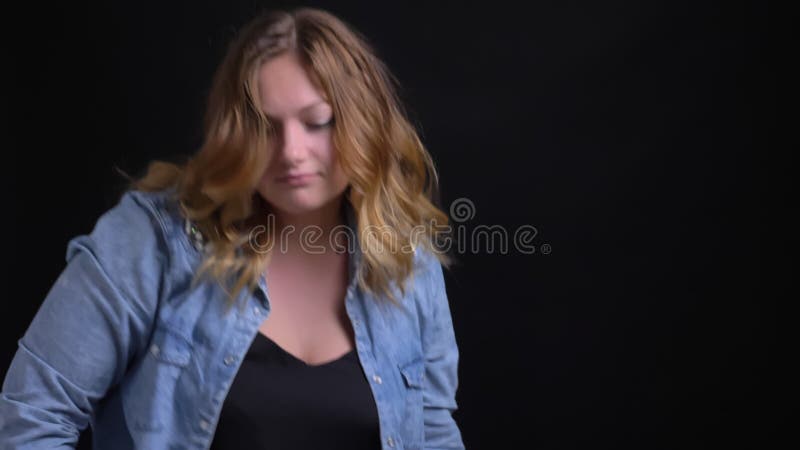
[0,188,464,450]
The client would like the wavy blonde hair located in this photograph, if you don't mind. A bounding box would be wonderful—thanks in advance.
[128,7,452,307]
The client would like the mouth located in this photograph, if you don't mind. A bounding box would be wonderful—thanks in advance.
[278,172,318,185]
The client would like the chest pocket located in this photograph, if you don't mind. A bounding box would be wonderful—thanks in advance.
[148,325,193,367]
[122,324,194,432]
[398,356,425,449]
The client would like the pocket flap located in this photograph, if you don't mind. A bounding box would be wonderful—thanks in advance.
[398,357,424,388]
[149,325,193,367]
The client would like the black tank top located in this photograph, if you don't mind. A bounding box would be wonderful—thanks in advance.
[209,332,381,450]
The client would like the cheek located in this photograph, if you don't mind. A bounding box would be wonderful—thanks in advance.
[260,149,280,177]
[313,137,343,175]
[316,137,336,166]
[329,163,349,190]
[324,147,349,186]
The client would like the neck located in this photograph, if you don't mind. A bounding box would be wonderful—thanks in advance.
[270,197,349,255]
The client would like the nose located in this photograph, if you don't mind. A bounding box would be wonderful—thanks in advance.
[275,121,309,165]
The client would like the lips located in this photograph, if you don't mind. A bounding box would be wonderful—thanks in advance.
[278,172,318,184]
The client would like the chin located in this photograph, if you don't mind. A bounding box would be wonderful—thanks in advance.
[257,179,348,215]
[259,191,328,215]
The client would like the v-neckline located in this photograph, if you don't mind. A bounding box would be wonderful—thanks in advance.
[257,332,356,368]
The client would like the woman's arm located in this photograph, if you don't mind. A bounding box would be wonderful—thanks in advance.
[421,252,466,450]
[0,192,166,448]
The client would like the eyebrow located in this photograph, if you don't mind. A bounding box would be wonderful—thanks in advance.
[263,100,330,119]
[301,100,329,111]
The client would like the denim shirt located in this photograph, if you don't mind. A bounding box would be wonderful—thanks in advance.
[0,188,464,450]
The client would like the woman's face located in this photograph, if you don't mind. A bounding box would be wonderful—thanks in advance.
[255,51,349,217]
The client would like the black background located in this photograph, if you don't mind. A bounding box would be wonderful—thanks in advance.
[5,1,783,449]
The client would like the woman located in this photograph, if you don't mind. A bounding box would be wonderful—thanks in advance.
[0,7,464,450]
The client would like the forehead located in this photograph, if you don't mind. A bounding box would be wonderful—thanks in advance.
[256,52,330,116]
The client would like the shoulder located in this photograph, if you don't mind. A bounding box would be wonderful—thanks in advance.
[64,188,192,304]
[409,246,450,315]
[411,246,442,283]
[67,189,167,259]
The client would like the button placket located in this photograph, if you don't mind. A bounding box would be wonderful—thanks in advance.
[214,390,226,402]
[183,218,207,252]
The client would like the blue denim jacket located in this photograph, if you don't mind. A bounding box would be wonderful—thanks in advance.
[0,188,464,450]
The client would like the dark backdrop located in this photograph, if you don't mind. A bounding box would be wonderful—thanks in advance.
[6,1,781,449]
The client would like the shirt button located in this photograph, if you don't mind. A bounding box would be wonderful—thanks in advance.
[199,419,210,431]
[223,355,236,366]
[150,344,160,357]
[253,306,261,316]
[352,318,360,327]
[387,436,395,447]
[372,374,382,384]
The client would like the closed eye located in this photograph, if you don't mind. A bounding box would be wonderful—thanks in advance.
[306,118,335,131]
